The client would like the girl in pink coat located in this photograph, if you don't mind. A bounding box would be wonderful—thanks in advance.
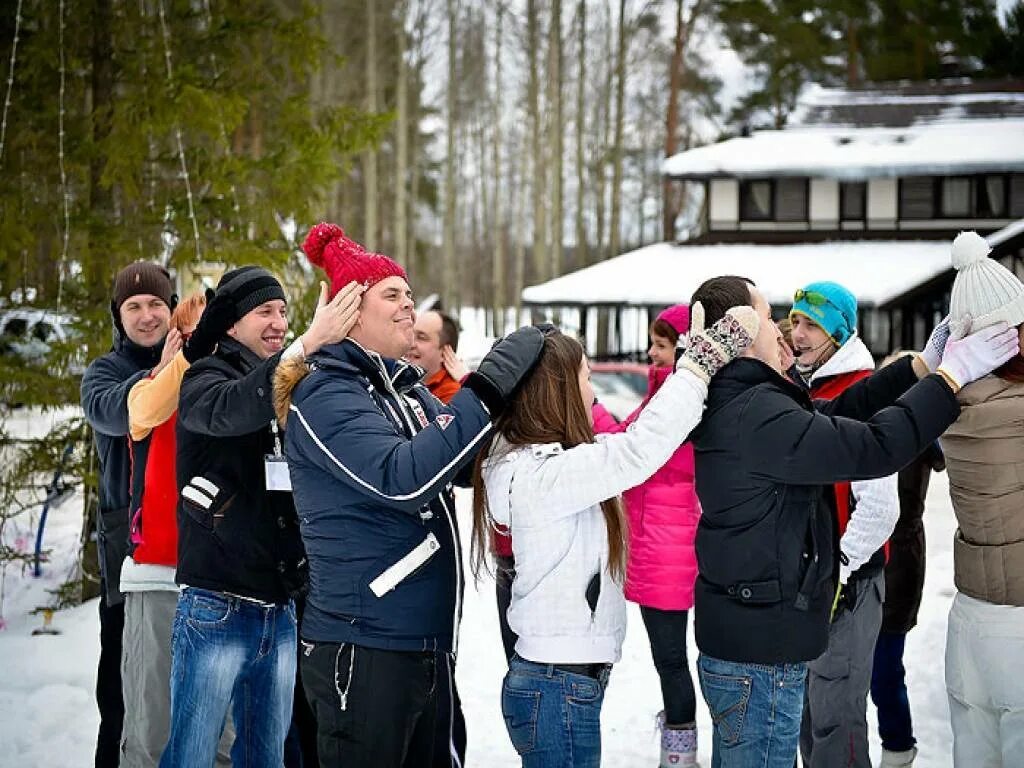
[593,304,701,767]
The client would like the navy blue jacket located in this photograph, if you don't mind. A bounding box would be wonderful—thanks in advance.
[691,356,960,665]
[81,327,163,605]
[283,340,491,652]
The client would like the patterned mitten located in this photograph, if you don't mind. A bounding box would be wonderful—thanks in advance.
[675,302,760,384]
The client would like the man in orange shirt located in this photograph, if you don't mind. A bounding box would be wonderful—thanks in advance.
[408,310,464,404]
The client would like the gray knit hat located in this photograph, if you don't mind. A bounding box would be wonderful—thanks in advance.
[949,231,1024,335]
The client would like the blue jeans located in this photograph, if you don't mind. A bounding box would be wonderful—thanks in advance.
[871,631,915,752]
[697,654,807,768]
[160,588,297,768]
[501,654,610,768]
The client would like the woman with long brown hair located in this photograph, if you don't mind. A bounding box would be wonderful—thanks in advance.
[470,307,759,767]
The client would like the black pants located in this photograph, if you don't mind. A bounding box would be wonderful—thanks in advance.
[640,605,697,725]
[302,640,440,768]
[285,598,319,768]
[95,590,124,768]
[495,554,518,663]
[431,654,467,767]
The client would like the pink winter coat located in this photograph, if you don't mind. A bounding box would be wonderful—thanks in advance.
[592,366,700,610]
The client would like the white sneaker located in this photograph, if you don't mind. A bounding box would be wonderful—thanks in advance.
[880,747,917,767]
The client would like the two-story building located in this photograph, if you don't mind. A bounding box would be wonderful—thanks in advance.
[524,80,1024,358]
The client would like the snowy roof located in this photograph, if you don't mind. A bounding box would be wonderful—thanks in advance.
[661,119,1024,180]
[521,240,954,308]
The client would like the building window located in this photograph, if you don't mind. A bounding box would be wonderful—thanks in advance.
[775,178,808,221]
[1011,175,1024,218]
[840,182,866,221]
[941,177,972,217]
[739,180,772,220]
[899,177,935,219]
[976,175,1007,217]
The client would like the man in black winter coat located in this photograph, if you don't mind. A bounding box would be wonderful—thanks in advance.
[686,275,1019,768]
[159,267,362,768]
[81,262,176,768]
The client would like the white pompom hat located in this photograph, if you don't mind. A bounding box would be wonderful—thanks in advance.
[948,231,1024,334]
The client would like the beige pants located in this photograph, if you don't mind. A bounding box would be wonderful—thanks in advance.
[120,590,234,767]
[945,592,1024,768]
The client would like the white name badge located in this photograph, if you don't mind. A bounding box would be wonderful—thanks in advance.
[264,455,293,492]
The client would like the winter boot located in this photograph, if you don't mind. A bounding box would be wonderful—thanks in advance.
[880,747,918,767]
[658,713,697,767]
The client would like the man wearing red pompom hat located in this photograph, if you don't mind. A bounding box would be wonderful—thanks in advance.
[276,223,545,767]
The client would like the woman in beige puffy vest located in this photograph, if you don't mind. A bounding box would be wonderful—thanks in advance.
[940,232,1024,768]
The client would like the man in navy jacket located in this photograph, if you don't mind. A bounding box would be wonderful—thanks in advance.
[278,222,542,767]
[81,262,175,768]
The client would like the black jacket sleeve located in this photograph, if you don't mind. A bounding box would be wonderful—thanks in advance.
[81,356,149,437]
[743,374,960,486]
[815,355,919,421]
[177,353,281,437]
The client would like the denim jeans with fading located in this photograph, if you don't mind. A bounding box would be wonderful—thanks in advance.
[697,653,807,768]
[159,588,297,768]
[501,654,610,768]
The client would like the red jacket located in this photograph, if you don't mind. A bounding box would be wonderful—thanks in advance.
[128,413,179,567]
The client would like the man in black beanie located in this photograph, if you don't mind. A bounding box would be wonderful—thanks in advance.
[160,267,363,768]
[81,261,175,768]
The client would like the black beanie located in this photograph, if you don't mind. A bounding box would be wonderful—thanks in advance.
[216,266,286,321]
[112,262,174,310]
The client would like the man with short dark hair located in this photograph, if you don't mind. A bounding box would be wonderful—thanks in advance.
[687,275,1018,768]
[82,262,175,768]
[408,309,464,403]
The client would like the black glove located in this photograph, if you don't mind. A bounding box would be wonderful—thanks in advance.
[463,325,546,415]
[830,579,858,622]
[183,288,236,363]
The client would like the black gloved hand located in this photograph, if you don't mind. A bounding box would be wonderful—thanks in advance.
[183,288,236,363]
[463,325,546,416]
[830,579,858,622]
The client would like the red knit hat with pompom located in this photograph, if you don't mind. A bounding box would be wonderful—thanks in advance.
[302,222,407,298]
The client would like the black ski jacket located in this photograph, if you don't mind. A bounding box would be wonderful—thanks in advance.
[690,356,959,664]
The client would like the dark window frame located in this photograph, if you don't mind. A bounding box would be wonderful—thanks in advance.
[900,174,1014,221]
[839,181,867,222]
[739,179,774,221]
[775,177,810,222]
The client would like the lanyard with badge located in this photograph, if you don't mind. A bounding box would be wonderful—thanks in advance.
[265,420,292,492]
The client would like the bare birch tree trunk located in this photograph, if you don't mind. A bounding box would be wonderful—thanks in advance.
[574,0,587,270]
[608,0,627,261]
[527,0,547,285]
[395,0,410,271]
[492,2,506,336]
[363,0,379,249]
[547,0,563,280]
[443,0,458,309]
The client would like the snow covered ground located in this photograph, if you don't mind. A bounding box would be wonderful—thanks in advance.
[0,409,958,767]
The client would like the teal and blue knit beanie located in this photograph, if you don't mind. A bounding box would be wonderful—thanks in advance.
[790,281,858,346]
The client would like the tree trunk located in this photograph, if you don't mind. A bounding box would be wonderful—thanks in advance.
[574,0,587,270]
[547,0,563,280]
[513,129,527,323]
[491,2,506,337]
[87,0,115,303]
[527,0,547,284]
[363,0,379,250]
[846,16,860,87]
[608,0,627,261]
[663,0,685,241]
[593,1,613,263]
[395,1,410,272]
[443,0,458,309]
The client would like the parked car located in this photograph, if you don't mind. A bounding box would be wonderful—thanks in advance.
[0,307,82,373]
[589,361,648,422]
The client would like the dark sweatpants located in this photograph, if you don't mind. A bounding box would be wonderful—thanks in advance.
[800,572,885,768]
[302,641,440,768]
[95,591,125,768]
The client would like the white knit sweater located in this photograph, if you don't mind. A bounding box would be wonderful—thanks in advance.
[482,368,707,664]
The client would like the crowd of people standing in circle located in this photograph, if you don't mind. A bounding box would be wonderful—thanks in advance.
[80,224,1024,768]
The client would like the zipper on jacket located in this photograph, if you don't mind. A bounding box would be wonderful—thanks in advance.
[374,352,464,655]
